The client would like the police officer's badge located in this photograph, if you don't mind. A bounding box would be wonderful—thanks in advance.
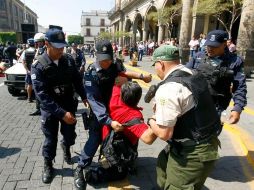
[210,35,216,42]
[102,46,107,52]
[57,32,64,40]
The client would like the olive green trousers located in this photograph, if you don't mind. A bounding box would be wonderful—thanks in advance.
[156,138,220,190]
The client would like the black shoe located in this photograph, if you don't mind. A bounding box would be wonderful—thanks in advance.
[42,159,54,184]
[28,98,33,103]
[29,110,41,116]
[60,142,72,164]
[74,166,87,190]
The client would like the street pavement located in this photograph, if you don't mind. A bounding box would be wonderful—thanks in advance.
[0,55,253,190]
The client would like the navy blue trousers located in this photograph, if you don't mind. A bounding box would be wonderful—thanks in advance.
[41,110,77,161]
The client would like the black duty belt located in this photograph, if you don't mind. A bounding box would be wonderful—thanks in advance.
[168,136,214,147]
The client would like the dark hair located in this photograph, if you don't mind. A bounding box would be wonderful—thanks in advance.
[121,81,142,107]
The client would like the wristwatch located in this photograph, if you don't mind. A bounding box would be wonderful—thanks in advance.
[147,117,156,126]
[139,73,144,80]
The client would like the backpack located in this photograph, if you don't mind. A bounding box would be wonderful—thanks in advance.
[98,118,143,169]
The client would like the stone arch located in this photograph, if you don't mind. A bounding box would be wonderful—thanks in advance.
[133,13,143,42]
[162,0,181,39]
[124,18,132,46]
[146,5,158,42]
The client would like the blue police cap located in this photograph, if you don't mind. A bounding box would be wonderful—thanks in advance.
[204,30,228,47]
[95,40,113,61]
[45,28,67,49]
[27,38,35,46]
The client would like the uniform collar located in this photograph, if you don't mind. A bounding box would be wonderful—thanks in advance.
[42,52,57,66]
[163,64,185,80]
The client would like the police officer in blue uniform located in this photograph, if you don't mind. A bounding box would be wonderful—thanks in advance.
[186,30,247,124]
[73,40,152,190]
[29,32,46,116]
[70,42,86,73]
[31,28,87,184]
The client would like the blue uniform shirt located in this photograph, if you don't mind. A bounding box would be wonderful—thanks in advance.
[84,60,126,126]
[31,52,86,119]
[186,49,247,113]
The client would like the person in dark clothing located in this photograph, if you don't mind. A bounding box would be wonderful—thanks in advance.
[4,41,17,66]
[186,30,247,124]
[31,28,88,184]
[73,40,152,190]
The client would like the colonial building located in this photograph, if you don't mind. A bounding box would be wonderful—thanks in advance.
[81,10,111,44]
[109,0,254,75]
[0,0,38,43]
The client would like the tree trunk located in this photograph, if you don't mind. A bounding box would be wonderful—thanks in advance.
[179,0,195,63]
[237,0,254,77]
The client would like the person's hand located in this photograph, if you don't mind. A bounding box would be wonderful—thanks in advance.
[79,66,85,73]
[228,111,241,124]
[143,74,152,83]
[62,112,76,124]
[83,99,89,108]
[115,76,128,86]
[111,121,124,132]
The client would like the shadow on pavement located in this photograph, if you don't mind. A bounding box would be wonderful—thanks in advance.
[54,167,73,177]
[209,155,254,182]
[0,146,21,158]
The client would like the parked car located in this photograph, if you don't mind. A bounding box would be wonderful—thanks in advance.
[4,60,26,96]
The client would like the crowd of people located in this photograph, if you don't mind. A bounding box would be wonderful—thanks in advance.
[0,27,246,190]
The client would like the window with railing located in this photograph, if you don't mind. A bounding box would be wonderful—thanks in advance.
[100,28,105,33]
[100,19,105,26]
[0,0,6,10]
[86,28,91,36]
[86,18,91,26]
[13,4,18,16]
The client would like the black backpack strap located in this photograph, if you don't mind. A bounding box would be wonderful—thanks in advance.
[121,118,143,127]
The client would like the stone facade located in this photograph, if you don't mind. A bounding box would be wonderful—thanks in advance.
[109,0,254,72]
[0,0,37,42]
[81,10,111,44]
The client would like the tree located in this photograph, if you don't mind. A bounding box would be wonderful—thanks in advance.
[0,32,17,44]
[67,35,83,45]
[97,31,132,41]
[147,2,182,38]
[196,0,243,39]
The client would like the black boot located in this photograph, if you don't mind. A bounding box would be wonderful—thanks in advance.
[42,159,54,184]
[29,109,41,116]
[60,142,72,164]
[74,165,87,190]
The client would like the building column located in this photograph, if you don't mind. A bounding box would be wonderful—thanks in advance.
[179,0,195,63]
[191,0,205,37]
[119,19,123,47]
[158,24,164,44]
[237,0,254,77]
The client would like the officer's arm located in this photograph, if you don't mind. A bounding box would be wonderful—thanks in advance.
[148,119,174,141]
[31,64,66,119]
[120,71,152,83]
[231,57,247,113]
[84,72,112,126]
[72,66,87,101]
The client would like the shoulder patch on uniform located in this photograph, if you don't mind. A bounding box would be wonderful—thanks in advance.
[85,81,92,86]
[31,74,36,80]
[32,60,39,66]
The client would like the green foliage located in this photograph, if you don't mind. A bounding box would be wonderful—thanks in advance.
[0,32,17,44]
[97,31,132,40]
[67,35,84,44]
[147,2,182,38]
[196,0,243,37]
